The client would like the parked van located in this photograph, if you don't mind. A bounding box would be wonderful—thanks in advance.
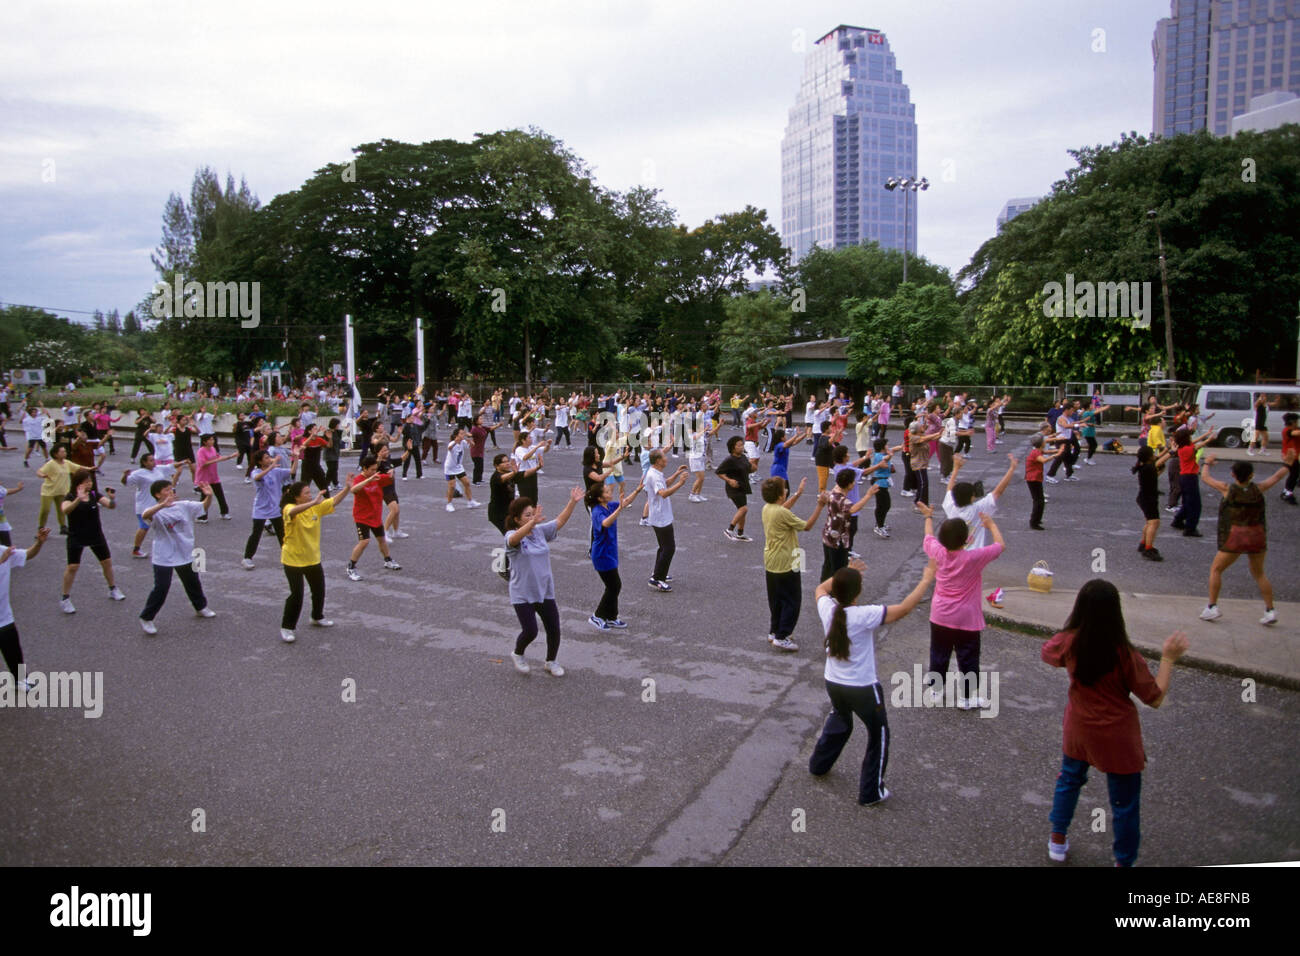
[1197,384,1300,448]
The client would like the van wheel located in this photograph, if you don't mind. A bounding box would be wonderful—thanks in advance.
[1220,429,1242,449]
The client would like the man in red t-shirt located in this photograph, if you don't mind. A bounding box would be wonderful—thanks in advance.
[346,456,399,580]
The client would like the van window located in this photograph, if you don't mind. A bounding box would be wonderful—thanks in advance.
[1205,390,1251,411]
[1264,393,1300,412]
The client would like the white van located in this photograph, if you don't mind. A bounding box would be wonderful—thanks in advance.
[1196,384,1300,448]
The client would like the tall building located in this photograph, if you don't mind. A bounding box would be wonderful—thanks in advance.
[1153,0,1300,138]
[996,197,1044,233]
[781,24,918,262]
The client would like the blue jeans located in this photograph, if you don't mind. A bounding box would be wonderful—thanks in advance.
[1049,755,1142,866]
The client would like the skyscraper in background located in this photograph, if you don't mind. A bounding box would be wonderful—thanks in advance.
[1153,0,1300,138]
[781,25,917,262]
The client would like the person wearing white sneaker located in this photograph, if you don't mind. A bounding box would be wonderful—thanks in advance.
[809,556,935,805]
[1042,579,1189,867]
[347,455,398,579]
[443,426,478,512]
[1,527,51,681]
[587,478,643,633]
[760,476,827,653]
[139,480,214,630]
[685,422,710,502]
[243,450,295,567]
[503,486,584,675]
[59,472,123,615]
[1198,451,1294,627]
[645,451,689,592]
[280,474,370,642]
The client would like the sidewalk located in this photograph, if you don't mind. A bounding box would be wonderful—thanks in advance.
[983,584,1300,690]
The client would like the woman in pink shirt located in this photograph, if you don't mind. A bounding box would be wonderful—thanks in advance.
[917,503,1003,709]
[194,434,238,521]
[92,406,122,456]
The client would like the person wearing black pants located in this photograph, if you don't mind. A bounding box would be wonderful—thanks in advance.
[278,475,366,642]
[503,488,584,675]
[809,557,934,804]
[0,527,51,682]
[324,419,342,489]
[585,468,640,628]
[129,411,154,462]
[644,451,688,590]
[233,413,251,469]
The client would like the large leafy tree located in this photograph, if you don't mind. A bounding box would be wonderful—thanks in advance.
[792,242,951,341]
[958,127,1300,384]
[845,283,977,386]
[715,291,793,391]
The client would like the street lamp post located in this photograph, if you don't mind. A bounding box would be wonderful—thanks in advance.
[1147,210,1176,381]
[883,176,929,284]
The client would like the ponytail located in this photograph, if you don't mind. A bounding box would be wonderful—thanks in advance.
[823,567,863,660]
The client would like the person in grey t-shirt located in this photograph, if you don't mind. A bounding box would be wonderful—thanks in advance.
[503,485,584,677]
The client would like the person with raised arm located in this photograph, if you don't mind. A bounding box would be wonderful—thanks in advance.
[1198,449,1296,626]
[503,486,585,676]
[1042,580,1188,866]
[586,478,644,631]
[278,473,375,643]
[58,470,125,612]
[809,556,937,805]
[138,480,215,635]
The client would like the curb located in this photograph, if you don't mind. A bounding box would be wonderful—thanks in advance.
[984,611,1300,692]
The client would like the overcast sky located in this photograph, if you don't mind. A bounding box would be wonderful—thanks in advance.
[1,0,1175,322]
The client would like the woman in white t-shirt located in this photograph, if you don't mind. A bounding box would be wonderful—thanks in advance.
[808,556,936,806]
[443,426,479,513]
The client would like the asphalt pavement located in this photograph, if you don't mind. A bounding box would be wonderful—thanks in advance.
[0,429,1296,866]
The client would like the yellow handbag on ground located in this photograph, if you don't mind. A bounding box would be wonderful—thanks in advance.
[1027,560,1054,593]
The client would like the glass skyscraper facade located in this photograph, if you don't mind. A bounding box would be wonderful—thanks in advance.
[1153,0,1300,137]
[781,24,917,262]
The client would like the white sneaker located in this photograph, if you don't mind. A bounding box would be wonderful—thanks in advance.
[467,500,481,509]
[1048,837,1069,862]
[959,696,991,710]
[511,652,530,674]
[108,587,125,601]
[140,619,158,635]
[772,637,799,653]
[1044,476,1060,484]
[394,530,410,538]
[241,558,255,570]
[1199,605,1222,621]
[60,597,76,614]
[1260,609,1277,626]
[544,660,565,677]
[221,514,232,520]
[384,559,401,571]
[197,607,216,618]
[695,494,707,502]
[401,476,408,481]
[347,567,362,581]
[638,517,650,527]
[384,532,395,543]
[445,503,455,512]
[280,628,296,643]
[688,494,699,502]
[311,619,334,627]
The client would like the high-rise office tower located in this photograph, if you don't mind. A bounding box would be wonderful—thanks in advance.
[781,24,918,262]
[1153,0,1300,138]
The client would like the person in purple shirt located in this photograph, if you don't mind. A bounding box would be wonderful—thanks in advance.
[242,450,297,569]
[917,502,1005,709]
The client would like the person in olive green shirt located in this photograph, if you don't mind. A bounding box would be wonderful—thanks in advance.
[36,443,97,533]
[760,476,826,653]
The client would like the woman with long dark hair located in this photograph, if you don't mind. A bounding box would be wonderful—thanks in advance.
[1041,579,1188,866]
[808,557,935,805]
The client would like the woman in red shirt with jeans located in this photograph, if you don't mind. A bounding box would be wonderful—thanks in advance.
[1170,427,1216,536]
[1042,579,1188,866]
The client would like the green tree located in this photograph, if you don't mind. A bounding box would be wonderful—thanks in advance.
[792,243,952,341]
[715,291,793,391]
[958,127,1300,383]
[845,283,976,385]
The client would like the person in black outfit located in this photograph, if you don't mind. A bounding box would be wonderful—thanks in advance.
[59,470,124,610]
[130,409,154,461]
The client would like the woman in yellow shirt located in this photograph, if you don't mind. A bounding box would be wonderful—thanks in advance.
[36,443,97,533]
[278,475,375,643]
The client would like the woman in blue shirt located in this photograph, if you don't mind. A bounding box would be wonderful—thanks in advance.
[769,426,810,494]
[586,479,643,631]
